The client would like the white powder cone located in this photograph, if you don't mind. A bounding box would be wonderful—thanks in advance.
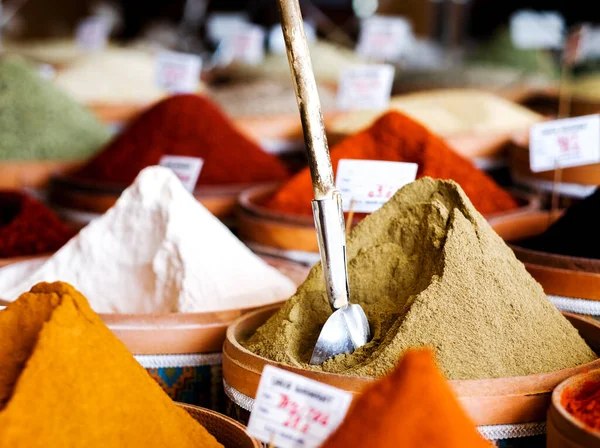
[2,167,296,313]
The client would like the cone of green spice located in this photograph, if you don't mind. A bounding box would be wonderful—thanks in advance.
[0,57,109,160]
[245,178,597,380]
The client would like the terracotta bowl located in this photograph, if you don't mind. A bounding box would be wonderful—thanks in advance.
[88,103,150,124]
[0,160,83,189]
[222,304,600,427]
[237,184,540,264]
[547,369,600,447]
[179,403,261,448]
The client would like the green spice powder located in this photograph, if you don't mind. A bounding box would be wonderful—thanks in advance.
[0,57,109,161]
[245,178,597,380]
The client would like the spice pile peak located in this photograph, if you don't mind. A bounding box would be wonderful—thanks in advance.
[0,282,222,447]
[1,167,296,313]
[247,177,595,379]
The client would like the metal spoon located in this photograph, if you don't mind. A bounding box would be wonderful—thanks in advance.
[277,0,370,365]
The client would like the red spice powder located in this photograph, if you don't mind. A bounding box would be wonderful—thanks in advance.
[265,111,518,216]
[0,192,73,258]
[562,380,600,430]
[73,94,290,187]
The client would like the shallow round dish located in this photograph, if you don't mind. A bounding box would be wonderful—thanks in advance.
[178,403,261,448]
[223,304,600,427]
[547,369,600,447]
[238,184,540,264]
[0,160,82,188]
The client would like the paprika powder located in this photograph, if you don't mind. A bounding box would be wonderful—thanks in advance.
[0,191,73,258]
[73,94,290,188]
[264,111,518,216]
[562,379,600,430]
[322,349,490,448]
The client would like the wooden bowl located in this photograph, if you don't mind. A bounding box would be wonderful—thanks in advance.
[520,92,600,118]
[179,403,261,448]
[49,175,268,222]
[223,305,600,427]
[0,161,83,189]
[547,369,600,447]
[88,103,150,124]
[491,212,600,302]
[237,184,540,264]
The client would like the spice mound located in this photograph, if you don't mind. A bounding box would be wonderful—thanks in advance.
[322,349,489,448]
[562,379,600,431]
[522,189,600,259]
[246,178,596,379]
[0,57,109,160]
[73,94,290,188]
[1,167,296,313]
[0,282,223,447]
[265,111,518,217]
[0,191,73,258]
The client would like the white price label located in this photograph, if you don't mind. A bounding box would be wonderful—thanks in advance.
[223,24,265,65]
[76,16,110,51]
[337,64,394,111]
[159,156,203,192]
[246,365,352,448]
[510,10,564,50]
[529,115,600,173]
[269,22,316,54]
[155,51,202,93]
[357,15,414,62]
[578,26,600,60]
[336,159,418,213]
[206,12,249,44]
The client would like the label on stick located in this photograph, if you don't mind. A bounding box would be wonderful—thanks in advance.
[206,12,249,44]
[76,16,110,51]
[159,156,203,192]
[336,159,418,213]
[529,115,600,173]
[246,365,352,448]
[155,51,202,93]
[223,24,265,66]
[510,10,564,50]
[356,15,413,62]
[337,64,394,111]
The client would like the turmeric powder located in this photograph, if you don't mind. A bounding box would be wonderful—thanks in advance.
[0,282,223,448]
[322,349,490,448]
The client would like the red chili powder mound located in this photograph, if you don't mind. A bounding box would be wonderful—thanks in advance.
[264,111,518,216]
[562,380,600,430]
[0,192,73,258]
[73,94,290,187]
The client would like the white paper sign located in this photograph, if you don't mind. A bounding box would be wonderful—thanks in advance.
[269,21,316,54]
[155,51,202,93]
[337,64,395,111]
[159,156,203,192]
[357,15,414,61]
[336,159,418,212]
[206,12,249,44]
[510,10,564,50]
[247,365,352,448]
[578,26,600,60]
[223,24,265,65]
[76,16,110,51]
[529,115,600,173]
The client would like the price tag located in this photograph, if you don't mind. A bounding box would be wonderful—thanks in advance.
[356,15,414,62]
[337,64,395,111]
[529,115,600,173]
[206,12,249,44]
[155,51,202,93]
[76,16,110,51]
[159,156,203,192]
[246,365,352,448]
[578,26,600,60]
[222,24,265,65]
[269,21,316,54]
[336,159,418,212]
[510,10,564,50]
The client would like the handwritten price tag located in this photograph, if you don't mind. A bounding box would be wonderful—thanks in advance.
[247,365,352,448]
[337,64,395,111]
[155,51,202,93]
[76,16,110,51]
[510,10,564,50]
[356,15,414,62]
[159,156,203,192]
[223,24,265,66]
[336,159,418,213]
[529,115,600,173]
[206,12,249,44]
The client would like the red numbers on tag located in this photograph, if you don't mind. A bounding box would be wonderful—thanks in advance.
[277,393,330,434]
